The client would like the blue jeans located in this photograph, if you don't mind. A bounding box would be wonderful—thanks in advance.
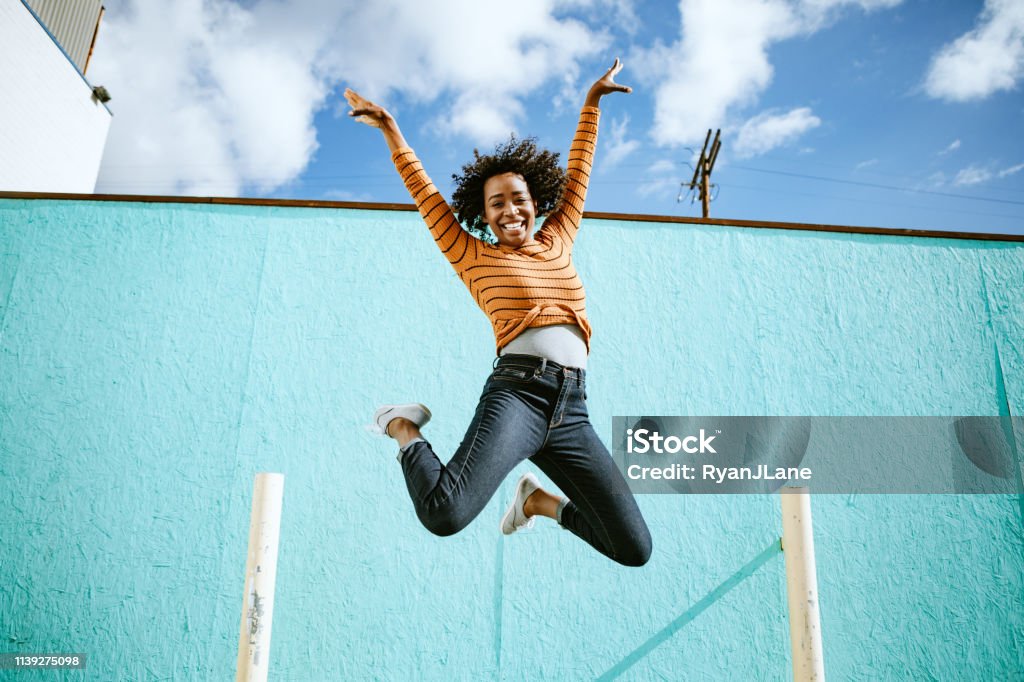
[399,354,652,567]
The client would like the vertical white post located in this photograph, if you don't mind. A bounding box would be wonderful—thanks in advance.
[236,473,285,682]
[781,486,825,682]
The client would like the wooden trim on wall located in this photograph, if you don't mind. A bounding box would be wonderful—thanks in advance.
[1,190,1021,243]
[581,211,1024,243]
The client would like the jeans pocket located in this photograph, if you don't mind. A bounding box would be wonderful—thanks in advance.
[491,366,534,383]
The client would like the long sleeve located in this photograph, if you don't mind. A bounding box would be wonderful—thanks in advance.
[391,146,478,271]
[537,106,600,247]
[389,117,598,354]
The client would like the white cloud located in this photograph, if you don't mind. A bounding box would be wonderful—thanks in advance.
[998,162,1024,178]
[631,0,795,148]
[799,0,903,23]
[951,161,1024,186]
[940,139,962,155]
[734,107,822,158]
[602,115,641,168]
[91,0,613,196]
[648,159,679,174]
[636,159,684,198]
[636,178,681,199]
[855,158,879,169]
[92,0,326,195]
[435,92,526,144]
[331,1,606,118]
[323,189,374,202]
[923,171,947,189]
[557,0,641,34]
[631,0,902,148]
[954,165,993,186]
[924,0,1024,102]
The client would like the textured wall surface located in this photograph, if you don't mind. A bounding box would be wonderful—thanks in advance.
[1,198,1021,681]
[0,1,111,193]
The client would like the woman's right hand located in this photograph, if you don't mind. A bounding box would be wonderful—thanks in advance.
[584,58,631,108]
[344,88,408,152]
[344,88,393,128]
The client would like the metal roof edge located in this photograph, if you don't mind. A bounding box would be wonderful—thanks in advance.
[19,0,112,116]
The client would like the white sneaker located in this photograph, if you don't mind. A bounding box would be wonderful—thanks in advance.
[372,403,431,436]
[501,473,541,535]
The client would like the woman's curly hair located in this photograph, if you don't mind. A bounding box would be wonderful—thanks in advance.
[450,136,567,241]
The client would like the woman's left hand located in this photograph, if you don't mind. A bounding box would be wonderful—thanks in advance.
[585,58,632,107]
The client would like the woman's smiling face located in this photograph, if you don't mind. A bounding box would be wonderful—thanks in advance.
[483,172,537,248]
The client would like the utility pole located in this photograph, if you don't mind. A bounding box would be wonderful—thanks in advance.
[686,129,721,218]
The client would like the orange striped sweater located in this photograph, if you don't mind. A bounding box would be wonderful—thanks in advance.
[392,106,600,354]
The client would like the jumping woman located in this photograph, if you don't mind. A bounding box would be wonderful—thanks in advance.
[346,59,651,567]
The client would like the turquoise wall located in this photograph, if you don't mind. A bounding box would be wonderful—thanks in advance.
[1,198,1022,680]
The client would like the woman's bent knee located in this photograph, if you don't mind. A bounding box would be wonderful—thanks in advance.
[617,529,653,567]
[418,506,471,537]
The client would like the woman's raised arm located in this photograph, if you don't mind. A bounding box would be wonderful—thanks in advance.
[584,58,632,109]
[344,88,409,154]
[539,59,632,245]
[343,87,476,270]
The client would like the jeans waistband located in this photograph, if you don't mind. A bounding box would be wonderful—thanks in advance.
[494,353,586,381]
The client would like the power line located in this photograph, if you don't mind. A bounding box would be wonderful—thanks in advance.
[586,176,1021,216]
[750,156,1024,197]
[719,181,1024,225]
[728,165,1024,207]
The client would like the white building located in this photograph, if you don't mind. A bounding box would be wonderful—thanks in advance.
[0,0,111,193]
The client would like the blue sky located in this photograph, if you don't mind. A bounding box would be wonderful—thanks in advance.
[90,0,1024,235]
